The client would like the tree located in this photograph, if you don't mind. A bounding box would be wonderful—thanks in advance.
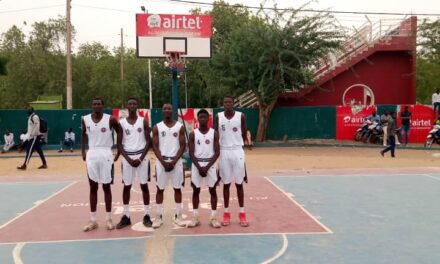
[213,3,343,141]
[417,18,440,104]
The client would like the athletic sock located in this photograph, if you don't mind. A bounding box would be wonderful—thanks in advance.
[123,204,130,217]
[211,210,217,217]
[224,207,230,213]
[106,212,112,220]
[239,207,245,213]
[90,212,97,221]
[156,204,163,217]
[193,209,199,216]
[144,205,150,216]
[175,203,182,215]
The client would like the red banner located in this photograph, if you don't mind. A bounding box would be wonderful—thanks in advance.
[136,14,212,38]
[397,105,435,143]
[336,105,377,140]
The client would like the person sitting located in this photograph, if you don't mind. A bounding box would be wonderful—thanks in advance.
[58,128,75,152]
[1,130,15,153]
[18,130,29,153]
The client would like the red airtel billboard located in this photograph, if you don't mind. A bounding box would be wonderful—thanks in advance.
[136,14,212,37]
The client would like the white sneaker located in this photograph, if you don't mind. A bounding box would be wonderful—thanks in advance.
[83,220,98,232]
[174,214,186,227]
[210,216,221,228]
[152,216,163,229]
[106,219,115,230]
[187,216,200,228]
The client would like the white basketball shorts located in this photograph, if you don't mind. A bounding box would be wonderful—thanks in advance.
[122,154,150,186]
[191,161,217,188]
[86,148,114,184]
[219,148,246,185]
[155,158,184,190]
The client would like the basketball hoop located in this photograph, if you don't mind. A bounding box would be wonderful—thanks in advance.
[165,51,186,72]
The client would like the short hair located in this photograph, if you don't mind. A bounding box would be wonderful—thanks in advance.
[126,97,139,103]
[92,97,104,105]
[197,109,209,117]
[223,95,234,101]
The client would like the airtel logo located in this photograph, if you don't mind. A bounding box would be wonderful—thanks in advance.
[343,116,365,124]
[148,14,202,30]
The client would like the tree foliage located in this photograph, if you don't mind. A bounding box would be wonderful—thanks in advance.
[212,2,344,140]
[417,18,440,104]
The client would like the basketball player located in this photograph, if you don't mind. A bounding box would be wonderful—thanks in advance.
[151,103,186,228]
[116,98,153,229]
[81,98,121,232]
[214,96,249,227]
[187,109,221,228]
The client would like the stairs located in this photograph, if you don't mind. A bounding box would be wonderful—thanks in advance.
[234,17,416,107]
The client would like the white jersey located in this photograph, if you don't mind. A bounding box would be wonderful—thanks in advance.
[157,121,183,158]
[194,128,215,160]
[218,111,243,149]
[120,117,147,154]
[83,113,113,149]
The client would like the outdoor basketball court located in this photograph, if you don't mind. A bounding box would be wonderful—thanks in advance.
[1,151,440,263]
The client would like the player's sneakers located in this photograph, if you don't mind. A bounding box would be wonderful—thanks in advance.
[106,219,115,230]
[116,215,131,229]
[187,216,200,228]
[152,215,163,229]
[221,212,231,226]
[239,212,249,227]
[210,216,221,228]
[83,220,98,232]
[143,214,153,228]
[174,214,186,227]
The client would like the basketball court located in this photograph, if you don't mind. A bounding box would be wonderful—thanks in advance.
[1,147,440,263]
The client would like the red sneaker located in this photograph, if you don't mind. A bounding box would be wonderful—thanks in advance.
[222,212,231,226]
[239,212,249,227]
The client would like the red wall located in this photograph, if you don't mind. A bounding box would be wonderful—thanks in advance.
[278,51,416,107]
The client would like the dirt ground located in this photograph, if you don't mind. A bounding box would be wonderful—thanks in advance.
[1,146,439,178]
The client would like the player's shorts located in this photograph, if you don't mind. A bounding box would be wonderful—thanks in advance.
[219,147,246,184]
[122,153,150,186]
[155,157,184,190]
[191,159,217,188]
[86,148,114,184]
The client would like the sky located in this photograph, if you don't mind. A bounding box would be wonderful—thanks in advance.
[0,0,439,52]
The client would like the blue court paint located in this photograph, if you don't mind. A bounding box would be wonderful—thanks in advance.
[0,182,71,227]
[21,238,148,264]
[270,175,440,264]
[0,244,15,264]
[173,235,284,264]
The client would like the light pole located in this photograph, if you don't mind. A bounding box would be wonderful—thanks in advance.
[141,6,153,109]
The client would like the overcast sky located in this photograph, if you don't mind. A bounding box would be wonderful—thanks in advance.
[1,0,439,51]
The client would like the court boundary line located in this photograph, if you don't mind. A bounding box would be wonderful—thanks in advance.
[267,173,432,178]
[0,181,77,230]
[0,181,74,186]
[0,231,331,246]
[265,176,333,234]
[422,174,440,182]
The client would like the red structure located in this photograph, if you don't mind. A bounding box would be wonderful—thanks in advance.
[278,17,417,107]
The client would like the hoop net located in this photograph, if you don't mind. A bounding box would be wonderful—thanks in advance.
[165,51,186,71]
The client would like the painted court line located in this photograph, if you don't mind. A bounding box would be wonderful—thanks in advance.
[0,181,77,230]
[12,242,25,264]
[0,232,331,246]
[261,234,288,264]
[268,173,427,178]
[0,181,73,186]
[264,176,333,234]
[422,174,440,182]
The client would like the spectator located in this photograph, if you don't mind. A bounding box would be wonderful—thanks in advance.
[381,111,398,158]
[400,106,412,145]
[18,130,29,153]
[1,130,15,153]
[381,111,390,146]
[58,128,75,152]
[432,88,440,115]
[366,110,381,125]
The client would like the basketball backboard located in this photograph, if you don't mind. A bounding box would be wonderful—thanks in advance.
[136,14,212,59]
